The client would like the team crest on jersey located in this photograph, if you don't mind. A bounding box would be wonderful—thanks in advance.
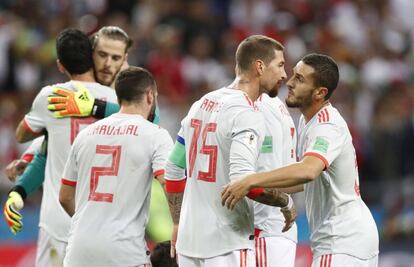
[312,136,329,153]
[243,131,258,148]
[260,136,273,153]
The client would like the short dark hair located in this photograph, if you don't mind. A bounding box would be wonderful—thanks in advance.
[115,66,156,104]
[301,53,339,99]
[236,35,284,72]
[91,26,133,53]
[150,241,178,267]
[56,28,93,75]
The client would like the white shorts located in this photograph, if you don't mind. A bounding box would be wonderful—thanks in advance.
[178,249,255,267]
[312,254,378,267]
[255,236,296,267]
[36,228,67,267]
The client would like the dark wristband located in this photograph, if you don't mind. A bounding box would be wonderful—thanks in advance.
[10,186,27,200]
[92,99,107,119]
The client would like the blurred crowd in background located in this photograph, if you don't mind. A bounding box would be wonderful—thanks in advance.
[1,0,414,244]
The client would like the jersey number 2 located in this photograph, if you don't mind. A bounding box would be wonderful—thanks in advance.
[189,119,217,182]
[89,145,121,202]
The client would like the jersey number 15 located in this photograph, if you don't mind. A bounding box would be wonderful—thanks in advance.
[188,119,217,183]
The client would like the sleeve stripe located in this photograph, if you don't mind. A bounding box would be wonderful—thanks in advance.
[61,178,77,187]
[21,153,34,163]
[165,179,186,193]
[247,187,264,199]
[23,118,43,135]
[177,135,185,145]
[303,152,329,170]
[153,169,165,177]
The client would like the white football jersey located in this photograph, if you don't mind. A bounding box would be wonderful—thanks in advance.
[23,81,117,242]
[297,103,379,259]
[254,94,297,242]
[174,88,265,258]
[62,113,173,267]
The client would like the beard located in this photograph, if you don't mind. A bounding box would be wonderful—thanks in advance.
[285,92,313,108]
[147,101,157,122]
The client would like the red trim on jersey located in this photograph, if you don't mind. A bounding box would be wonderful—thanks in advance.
[153,169,165,177]
[324,109,330,122]
[304,152,329,170]
[61,178,77,187]
[21,153,34,163]
[317,108,330,123]
[22,118,43,136]
[165,179,186,193]
[247,187,264,199]
[244,95,253,107]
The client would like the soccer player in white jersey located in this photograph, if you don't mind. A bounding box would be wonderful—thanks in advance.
[222,53,379,267]
[3,26,133,239]
[59,67,173,267]
[255,90,298,266]
[165,35,297,267]
[14,29,118,267]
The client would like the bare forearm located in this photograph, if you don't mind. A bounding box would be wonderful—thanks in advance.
[167,192,183,224]
[280,184,304,194]
[248,159,322,189]
[253,188,289,207]
[60,200,75,217]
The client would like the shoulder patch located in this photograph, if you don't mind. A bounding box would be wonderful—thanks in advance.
[260,136,273,153]
[312,136,329,153]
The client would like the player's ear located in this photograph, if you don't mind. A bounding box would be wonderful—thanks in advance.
[56,60,65,74]
[314,87,328,101]
[146,88,155,106]
[255,60,265,75]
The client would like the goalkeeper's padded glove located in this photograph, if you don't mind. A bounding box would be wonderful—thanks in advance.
[47,81,95,118]
[3,191,24,235]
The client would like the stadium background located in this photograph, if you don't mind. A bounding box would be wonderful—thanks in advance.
[0,0,414,266]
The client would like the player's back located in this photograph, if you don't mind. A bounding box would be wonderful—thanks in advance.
[297,104,379,259]
[64,113,172,267]
[254,94,297,241]
[176,87,265,258]
[24,81,117,241]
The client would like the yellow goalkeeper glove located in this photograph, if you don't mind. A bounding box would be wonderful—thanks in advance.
[3,191,24,235]
[47,81,95,118]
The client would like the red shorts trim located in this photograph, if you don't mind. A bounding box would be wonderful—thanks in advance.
[165,179,186,193]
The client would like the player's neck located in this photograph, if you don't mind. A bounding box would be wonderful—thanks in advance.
[70,70,96,83]
[228,76,260,101]
[302,100,330,123]
[119,103,149,118]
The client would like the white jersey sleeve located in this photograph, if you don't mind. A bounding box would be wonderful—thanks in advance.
[152,128,174,175]
[229,108,263,180]
[24,87,48,133]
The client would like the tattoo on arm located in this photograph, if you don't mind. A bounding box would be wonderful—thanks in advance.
[254,188,289,207]
[167,192,184,224]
